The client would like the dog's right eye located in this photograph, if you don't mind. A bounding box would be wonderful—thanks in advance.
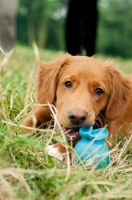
[64,81,72,88]
[94,88,104,96]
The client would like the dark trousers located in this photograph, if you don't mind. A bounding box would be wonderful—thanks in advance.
[65,0,98,56]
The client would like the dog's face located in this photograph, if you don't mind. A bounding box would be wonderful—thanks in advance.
[56,58,110,128]
[37,54,131,142]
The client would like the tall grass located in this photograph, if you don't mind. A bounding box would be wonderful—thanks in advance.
[0,45,132,200]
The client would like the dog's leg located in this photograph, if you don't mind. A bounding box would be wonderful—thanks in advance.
[45,143,67,161]
[21,106,52,133]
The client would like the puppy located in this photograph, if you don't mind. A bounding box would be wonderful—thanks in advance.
[22,54,132,160]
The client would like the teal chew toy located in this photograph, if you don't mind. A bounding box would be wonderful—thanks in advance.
[74,126,110,169]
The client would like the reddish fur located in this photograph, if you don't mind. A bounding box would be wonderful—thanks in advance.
[22,54,132,152]
[53,143,66,153]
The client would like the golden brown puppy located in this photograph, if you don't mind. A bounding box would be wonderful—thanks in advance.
[22,54,132,160]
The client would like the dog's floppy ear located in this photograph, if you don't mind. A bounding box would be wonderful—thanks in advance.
[37,54,71,104]
[105,65,132,121]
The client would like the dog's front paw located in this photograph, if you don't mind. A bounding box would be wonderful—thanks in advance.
[45,145,65,161]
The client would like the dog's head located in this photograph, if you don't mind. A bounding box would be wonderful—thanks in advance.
[37,54,132,141]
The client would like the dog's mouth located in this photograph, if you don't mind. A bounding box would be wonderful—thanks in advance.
[63,128,80,142]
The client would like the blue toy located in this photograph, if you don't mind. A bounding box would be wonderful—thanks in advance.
[74,126,110,169]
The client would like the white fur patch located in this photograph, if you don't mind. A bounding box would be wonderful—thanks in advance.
[45,145,64,161]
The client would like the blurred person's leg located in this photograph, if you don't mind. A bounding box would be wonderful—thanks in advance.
[65,0,81,55]
[82,0,98,56]
[0,0,18,52]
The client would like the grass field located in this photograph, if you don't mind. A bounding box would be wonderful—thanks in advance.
[0,45,132,200]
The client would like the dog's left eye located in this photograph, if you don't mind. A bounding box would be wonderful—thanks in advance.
[94,88,104,96]
[64,81,72,88]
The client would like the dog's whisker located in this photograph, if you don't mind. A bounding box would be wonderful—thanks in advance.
[95,113,107,128]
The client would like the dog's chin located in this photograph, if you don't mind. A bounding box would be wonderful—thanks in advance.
[63,127,81,142]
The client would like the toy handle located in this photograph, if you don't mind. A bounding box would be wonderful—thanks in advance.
[79,126,108,140]
[79,126,93,138]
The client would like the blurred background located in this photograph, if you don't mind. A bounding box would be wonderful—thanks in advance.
[1,0,132,58]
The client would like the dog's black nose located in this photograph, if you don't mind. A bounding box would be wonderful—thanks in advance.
[68,109,88,125]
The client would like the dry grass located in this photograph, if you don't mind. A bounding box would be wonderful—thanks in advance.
[0,45,132,199]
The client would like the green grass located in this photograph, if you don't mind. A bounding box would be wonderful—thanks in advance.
[0,45,132,200]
